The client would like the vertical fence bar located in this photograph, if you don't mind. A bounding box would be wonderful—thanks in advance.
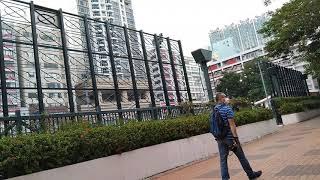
[278,66,286,97]
[303,74,310,96]
[289,68,295,97]
[139,31,157,118]
[154,34,170,107]
[0,17,9,118]
[30,2,45,117]
[298,72,304,96]
[293,70,299,96]
[123,27,141,120]
[293,71,298,96]
[287,68,294,97]
[178,40,192,103]
[83,16,101,122]
[166,38,182,103]
[105,22,122,117]
[58,9,75,113]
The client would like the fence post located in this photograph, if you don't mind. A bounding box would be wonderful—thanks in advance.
[83,16,102,123]
[0,16,9,132]
[154,34,170,107]
[178,40,193,103]
[58,9,75,113]
[15,110,22,135]
[30,2,45,130]
[139,31,157,119]
[123,27,141,120]
[105,22,123,119]
[166,38,182,104]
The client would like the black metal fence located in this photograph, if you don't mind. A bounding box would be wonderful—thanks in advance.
[0,0,204,136]
[263,61,310,98]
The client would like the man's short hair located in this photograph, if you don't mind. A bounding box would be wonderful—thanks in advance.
[215,92,226,102]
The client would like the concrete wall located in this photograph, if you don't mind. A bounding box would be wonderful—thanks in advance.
[282,108,320,125]
[9,119,280,180]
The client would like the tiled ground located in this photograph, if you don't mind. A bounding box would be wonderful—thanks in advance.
[152,116,320,180]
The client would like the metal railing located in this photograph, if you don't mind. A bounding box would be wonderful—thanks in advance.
[0,0,196,136]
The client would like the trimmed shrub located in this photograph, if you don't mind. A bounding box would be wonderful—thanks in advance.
[0,108,272,179]
[275,96,320,115]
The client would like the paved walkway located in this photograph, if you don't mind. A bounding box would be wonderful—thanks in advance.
[152,116,320,180]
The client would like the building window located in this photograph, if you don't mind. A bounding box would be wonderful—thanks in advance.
[92,4,99,9]
[91,0,98,2]
[99,54,108,59]
[47,82,61,88]
[4,49,13,57]
[48,93,62,98]
[102,68,109,74]
[101,60,108,66]
[93,11,100,16]
[28,72,35,78]
[107,12,113,17]
[127,90,134,101]
[102,91,115,102]
[28,93,37,98]
[6,82,16,87]
[44,63,58,69]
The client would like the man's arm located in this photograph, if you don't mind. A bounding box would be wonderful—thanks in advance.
[228,118,238,138]
[226,106,238,138]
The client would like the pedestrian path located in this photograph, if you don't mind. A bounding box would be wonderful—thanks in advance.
[152,116,320,180]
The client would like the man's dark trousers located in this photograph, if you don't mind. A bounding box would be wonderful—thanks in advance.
[218,138,254,180]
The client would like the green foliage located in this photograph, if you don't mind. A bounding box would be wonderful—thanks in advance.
[229,97,252,110]
[216,57,272,102]
[179,101,194,115]
[274,96,320,114]
[260,0,320,78]
[0,108,272,178]
[216,72,248,98]
[235,108,273,126]
[242,57,271,102]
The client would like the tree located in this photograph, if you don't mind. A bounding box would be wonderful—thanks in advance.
[260,0,320,78]
[242,57,271,101]
[216,57,271,102]
[216,72,248,98]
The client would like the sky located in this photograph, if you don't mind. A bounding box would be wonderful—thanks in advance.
[28,0,289,56]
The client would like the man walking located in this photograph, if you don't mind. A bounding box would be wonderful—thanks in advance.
[213,92,262,180]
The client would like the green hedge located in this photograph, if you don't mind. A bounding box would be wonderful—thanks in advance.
[274,96,320,115]
[0,108,272,178]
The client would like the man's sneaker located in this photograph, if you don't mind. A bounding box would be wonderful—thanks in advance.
[249,170,262,179]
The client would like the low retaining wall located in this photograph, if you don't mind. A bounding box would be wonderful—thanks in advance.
[282,108,320,125]
[9,119,280,180]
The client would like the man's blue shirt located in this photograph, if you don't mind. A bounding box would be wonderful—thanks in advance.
[214,103,234,139]
[214,103,235,123]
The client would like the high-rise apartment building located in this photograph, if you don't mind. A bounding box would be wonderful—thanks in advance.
[209,14,270,61]
[184,57,208,102]
[207,14,319,95]
[76,0,140,79]
[1,24,70,117]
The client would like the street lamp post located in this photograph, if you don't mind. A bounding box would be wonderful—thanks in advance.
[257,60,283,125]
[192,49,214,101]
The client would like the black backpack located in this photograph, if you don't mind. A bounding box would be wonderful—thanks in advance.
[210,107,229,140]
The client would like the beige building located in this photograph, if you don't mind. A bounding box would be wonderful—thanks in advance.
[75,78,151,111]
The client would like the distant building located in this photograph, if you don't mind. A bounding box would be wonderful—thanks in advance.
[209,14,270,61]
[184,57,208,103]
[76,0,143,79]
[207,13,319,94]
[1,24,70,116]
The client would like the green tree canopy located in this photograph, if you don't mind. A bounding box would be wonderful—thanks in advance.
[260,0,320,77]
[216,58,270,102]
[216,72,248,99]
